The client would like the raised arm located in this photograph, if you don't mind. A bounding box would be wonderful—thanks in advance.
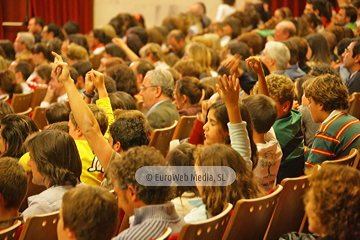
[246,56,269,97]
[52,52,113,170]
[112,37,140,62]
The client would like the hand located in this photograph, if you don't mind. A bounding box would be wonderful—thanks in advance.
[52,52,71,84]
[198,100,210,123]
[112,37,126,49]
[89,69,105,89]
[85,71,95,94]
[246,56,264,75]
[217,74,240,106]
[223,54,243,78]
[293,100,299,110]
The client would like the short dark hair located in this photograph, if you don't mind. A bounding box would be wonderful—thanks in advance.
[45,103,70,124]
[133,59,155,77]
[0,157,27,209]
[105,43,126,59]
[33,16,44,28]
[113,91,137,110]
[128,26,148,45]
[31,43,53,62]
[46,22,62,39]
[92,29,111,44]
[62,186,119,240]
[242,95,277,133]
[289,36,309,62]
[109,117,150,151]
[341,6,358,23]
[282,39,299,65]
[310,63,340,77]
[63,20,79,35]
[15,61,31,80]
[71,60,92,79]
[337,38,352,56]
[107,64,138,97]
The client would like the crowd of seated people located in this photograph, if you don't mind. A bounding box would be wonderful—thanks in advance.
[0,0,360,239]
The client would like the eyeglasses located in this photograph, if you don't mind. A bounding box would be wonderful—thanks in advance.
[140,85,157,91]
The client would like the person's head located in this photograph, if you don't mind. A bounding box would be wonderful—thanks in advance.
[108,146,170,216]
[71,60,92,89]
[140,69,174,109]
[242,95,277,134]
[127,26,148,46]
[62,20,80,37]
[0,114,38,159]
[167,29,186,55]
[304,74,348,123]
[288,36,310,63]
[31,42,52,66]
[42,22,62,41]
[0,101,14,121]
[310,63,340,77]
[87,29,111,50]
[173,59,201,79]
[342,38,360,74]
[69,104,108,138]
[45,103,70,124]
[237,32,264,56]
[173,76,213,110]
[13,61,31,82]
[254,74,295,119]
[106,64,138,97]
[139,43,165,63]
[274,20,297,42]
[25,130,81,188]
[0,40,16,61]
[113,109,150,134]
[195,144,264,216]
[304,0,332,22]
[304,165,360,239]
[35,65,52,85]
[103,43,126,59]
[184,42,212,76]
[27,16,44,34]
[282,39,299,65]
[58,186,119,240]
[46,121,70,132]
[305,33,331,64]
[190,2,206,18]
[67,34,89,52]
[113,91,137,110]
[295,75,313,105]
[129,59,155,86]
[261,41,290,72]
[14,32,35,53]
[273,7,293,25]
[334,6,357,26]
[109,117,150,154]
[92,93,125,111]
[0,70,22,97]
[0,157,27,218]
[320,31,337,54]
[66,43,89,66]
[337,37,352,60]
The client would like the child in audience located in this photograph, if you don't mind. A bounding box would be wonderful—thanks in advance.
[57,186,119,240]
[167,143,199,217]
[304,74,360,165]
[22,130,82,220]
[0,157,27,229]
[279,165,360,240]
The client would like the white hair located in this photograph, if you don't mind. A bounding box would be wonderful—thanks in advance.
[265,41,290,70]
[146,69,174,97]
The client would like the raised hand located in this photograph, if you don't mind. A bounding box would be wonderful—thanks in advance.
[112,37,126,49]
[217,74,240,106]
[51,51,71,83]
[246,56,264,76]
[223,54,243,78]
[85,71,95,94]
[89,70,105,89]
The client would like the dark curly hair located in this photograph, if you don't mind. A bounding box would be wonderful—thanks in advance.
[304,165,360,239]
[305,74,348,112]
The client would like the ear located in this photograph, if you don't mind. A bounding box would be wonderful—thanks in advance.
[269,58,276,67]
[66,228,76,240]
[154,86,163,98]
[127,185,138,201]
[355,54,360,64]
[283,100,291,112]
[113,141,122,153]
[182,94,188,103]
[137,74,144,85]
[75,126,83,138]
[314,9,320,17]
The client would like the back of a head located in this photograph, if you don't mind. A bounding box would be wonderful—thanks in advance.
[265,41,291,70]
[305,165,360,239]
[71,60,92,79]
[343,6,357,23]
[110,117,150,151]
[0,40,16,60]
[132,59,155,77]
[25,130,82,187]
[175,76,209,104]
[107,64,138,97]
[0,101,14,121]
[242,95,277,134]
[45,103,70,124]
[31,42,53,62]
[305,74,348,112]
[47,22,62,39]
[147,68,174,98]
[35,65,52,84]
[114,91,137,110]
[66,43,89,61]
[0,157,27,210]
[139,43,164,62]
[68,34,89,52]
[105,43,126,59]
[0,69,22,95]
[282,39,299,66]
[320,31,337,52]
[310,63,340,77]
[173,59,202,79]
[237,32,264,55]
[61,186,119,240]
[305,33,331,64]
[228,41,250,59]
[108,146,171,204]
[128,26,148,45]
[185,42,211,75]
[15,61,31,80]
[288,36,308,62]
[63,20,80,36]
[0,114,38,159]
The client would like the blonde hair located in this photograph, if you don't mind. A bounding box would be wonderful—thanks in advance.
[185,42,212,76]
[139,43,165,62]
[66,43,89,61]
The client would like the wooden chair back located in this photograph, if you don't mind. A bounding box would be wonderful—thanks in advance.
[11,92,33,113]
[18,211,59,240]
[1,94,9,102]
[347,92,360,119]
[156,227,172,240]
[172,115,196,141]
[15,107,32,117]
[177,203,233,240]
[31,107,48,130]
[0,220,21,240]
[149,120,178,157]
[353,147,360,170]
[222,185,283,240]
[30,88,47,110]
[264,176,310,240]
[322,148,358,167]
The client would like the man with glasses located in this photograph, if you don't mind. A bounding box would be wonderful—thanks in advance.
[140,69,179,130]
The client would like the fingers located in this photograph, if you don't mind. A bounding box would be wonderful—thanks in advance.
[52,51,63,63]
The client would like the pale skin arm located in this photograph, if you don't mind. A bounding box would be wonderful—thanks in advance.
[112,37,140,62]
[51,52,113,170]
[246,56,270,97]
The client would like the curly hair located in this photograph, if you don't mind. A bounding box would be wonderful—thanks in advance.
[108,146,171,204]
[195,144,264,216]
[304,74,348,112]
[173,59,201,79]
[24,130,82,187]
[304,165,360,239]
[254,74,295,105]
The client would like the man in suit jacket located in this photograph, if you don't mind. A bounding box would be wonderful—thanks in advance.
[343,38,360,95]
[140,69,179,130]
